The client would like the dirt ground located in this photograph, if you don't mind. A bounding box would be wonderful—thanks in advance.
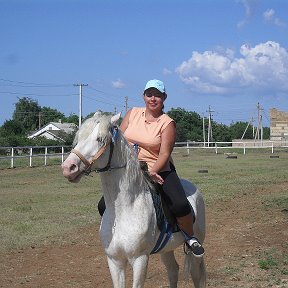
[1,183,287,288]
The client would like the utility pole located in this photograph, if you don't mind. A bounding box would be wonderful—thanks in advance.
[241,117,254,140]
[254,102,263,143]
[38,112,42,129]
[207,105,214,146]
[202,113,206,147]
[74,83,88,127]
[125,96,128,112]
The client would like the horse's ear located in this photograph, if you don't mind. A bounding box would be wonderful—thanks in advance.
[111,112,121,125]
[94,111,102,118]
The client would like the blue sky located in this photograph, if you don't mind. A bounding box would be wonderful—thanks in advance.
[1,0,288,127]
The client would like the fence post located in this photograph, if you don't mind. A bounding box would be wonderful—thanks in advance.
[29,147,33,167]
[243,143,246,155]
[215,143,218,154]
[186,142,190,155]
[62,146,65,162]
[44,147,48,166]
[271,142,274,154]
[11,148,14,168]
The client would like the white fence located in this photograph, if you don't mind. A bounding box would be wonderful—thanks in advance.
[174,140,280,155]
[0,146,71,169]
[0,141,286,169]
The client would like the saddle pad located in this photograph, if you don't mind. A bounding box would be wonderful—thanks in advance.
[150,190,179,233]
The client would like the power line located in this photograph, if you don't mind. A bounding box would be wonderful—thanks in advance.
[0,91,77,97]
[85,90,124,106]
[87,85,142,106]
[0,78,72,87]
[13,111,64,115]
[83,95,124,108]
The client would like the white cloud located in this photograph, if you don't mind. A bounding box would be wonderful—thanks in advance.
[112,78,126,89]
[263,9,275,21]
[263,8,286,27]
[237,0,253,29]
[163,68,172,75]
[175,41,288,95]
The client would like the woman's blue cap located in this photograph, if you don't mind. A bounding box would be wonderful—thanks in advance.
[144,79,167,98]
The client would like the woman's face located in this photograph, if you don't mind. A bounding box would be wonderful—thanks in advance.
[143,88,165,112]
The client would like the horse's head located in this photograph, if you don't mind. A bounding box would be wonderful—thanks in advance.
[61,112,121,182]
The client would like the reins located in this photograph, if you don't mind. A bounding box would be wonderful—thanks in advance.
[71,126,126,175]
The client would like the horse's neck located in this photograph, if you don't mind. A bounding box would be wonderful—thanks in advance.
[100,136,151,212]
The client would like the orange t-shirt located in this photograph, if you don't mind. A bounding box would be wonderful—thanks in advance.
[124,107,175,171]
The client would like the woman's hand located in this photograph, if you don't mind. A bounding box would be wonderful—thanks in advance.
[149,171,164,185]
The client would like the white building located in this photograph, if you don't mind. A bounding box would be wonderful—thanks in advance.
[28,121,77,142]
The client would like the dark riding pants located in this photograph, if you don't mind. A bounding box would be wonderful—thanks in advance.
[158,164,191,218]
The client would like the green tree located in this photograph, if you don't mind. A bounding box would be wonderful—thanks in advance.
[0,134,32,147]
[0,119,25,136]
[0,120,27,147]
[263,127,270,139]
[229,121,254,139]
[167,108,203,141]
[64,113,79,126]
[213,122,231,142]
[40,107,65,126]
[13,97,41,132]
[29,136,61,146]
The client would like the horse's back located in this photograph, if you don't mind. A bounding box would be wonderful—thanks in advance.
[180,178,198,195]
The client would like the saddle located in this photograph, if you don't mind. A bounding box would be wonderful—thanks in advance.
[139,161,179,233]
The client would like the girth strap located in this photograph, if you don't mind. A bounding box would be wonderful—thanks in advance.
[151,220,173,254]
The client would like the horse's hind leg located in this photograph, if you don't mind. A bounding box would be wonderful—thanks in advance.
[161,251,179,288]
[185,254,206,288]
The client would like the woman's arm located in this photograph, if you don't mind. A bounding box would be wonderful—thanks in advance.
[150,121,176,184]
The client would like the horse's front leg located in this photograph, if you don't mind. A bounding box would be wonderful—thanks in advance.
[131,254,149,288]
[107,256,127,288]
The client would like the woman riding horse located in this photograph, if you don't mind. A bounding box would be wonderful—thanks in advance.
[62,110,206,287]
[98,79,204,257]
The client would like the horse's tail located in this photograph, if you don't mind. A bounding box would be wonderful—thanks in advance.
[184,252,206,288]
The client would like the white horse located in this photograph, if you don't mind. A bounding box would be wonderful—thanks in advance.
[62,112,206,288]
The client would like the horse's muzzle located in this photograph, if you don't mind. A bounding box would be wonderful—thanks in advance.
[61,158,82,182]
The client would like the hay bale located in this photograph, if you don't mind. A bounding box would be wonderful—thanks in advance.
[225,152,238,159]
[198,169,208,173]
[226,155,238,159]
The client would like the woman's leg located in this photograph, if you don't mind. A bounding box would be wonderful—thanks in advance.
[160,169,204,257]
[176,212,194,236]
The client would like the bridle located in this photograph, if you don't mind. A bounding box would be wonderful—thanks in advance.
[71,126,126,175]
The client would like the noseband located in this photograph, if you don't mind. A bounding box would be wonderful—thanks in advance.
[71,126,126,175]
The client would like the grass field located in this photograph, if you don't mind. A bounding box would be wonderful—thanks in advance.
[0,149,288,287]
[0,163,102,251]
[0,149,287,251]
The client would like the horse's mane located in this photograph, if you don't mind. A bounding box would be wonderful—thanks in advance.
[73,112,154,190]
[73,112,111,147]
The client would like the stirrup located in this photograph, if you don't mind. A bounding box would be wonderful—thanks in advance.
[183,240,205,257]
